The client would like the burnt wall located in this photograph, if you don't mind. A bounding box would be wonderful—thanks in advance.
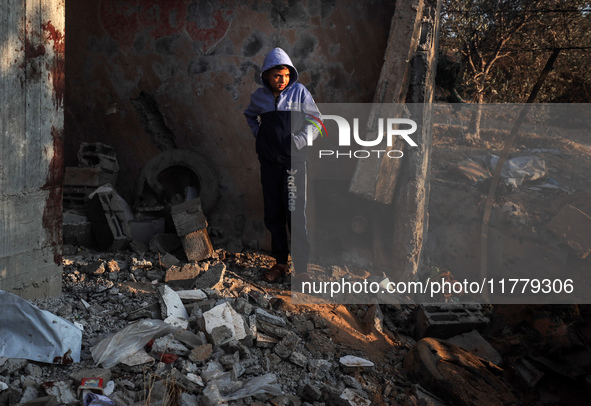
[65,0,394,246]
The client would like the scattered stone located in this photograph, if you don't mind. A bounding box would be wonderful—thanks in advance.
[339,355,374,371]
[289,351,308,368]
[84,260,106,275]
[176,289,208,301]
[0,358,27,376]
[157,285,189,327]
[203,302,247,344]
[44,381,78,405]
[165,263,202,286]
[340,388,371,406]
[151,334,190,356]
[302,384,322,402]
[255,308,287,327]
[256,333,279,348]
[189,344,213,363]
[160,253,180,268]
[274,331,301,359]
[308,359,332,379]
[179,392,200,406]
[193,263,226,291]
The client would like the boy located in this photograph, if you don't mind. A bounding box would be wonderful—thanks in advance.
[244,47,320,286]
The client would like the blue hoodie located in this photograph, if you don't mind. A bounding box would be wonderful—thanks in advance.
[244,48,320,165]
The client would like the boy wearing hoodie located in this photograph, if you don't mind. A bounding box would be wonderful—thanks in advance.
[244,47,320,286]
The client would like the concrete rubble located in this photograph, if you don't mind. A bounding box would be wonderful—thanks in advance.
[2,247,591,405]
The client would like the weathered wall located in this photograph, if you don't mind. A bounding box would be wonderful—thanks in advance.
[65,0,395,245]
[1,0,65,298]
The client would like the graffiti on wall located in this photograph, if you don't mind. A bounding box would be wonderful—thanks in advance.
[99,0,235,53]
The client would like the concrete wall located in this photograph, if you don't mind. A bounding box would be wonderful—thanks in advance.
[65,0,395,246]
[1,0,65,298]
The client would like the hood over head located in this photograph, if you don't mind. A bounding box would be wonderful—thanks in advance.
[261,47,298,89]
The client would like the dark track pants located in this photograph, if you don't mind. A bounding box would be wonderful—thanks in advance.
[260,159,309,274]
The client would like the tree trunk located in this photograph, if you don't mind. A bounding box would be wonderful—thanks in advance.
[466,91,483,142]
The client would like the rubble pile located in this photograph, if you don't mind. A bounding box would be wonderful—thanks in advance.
[3,247,591,405]
[0,249,426,406]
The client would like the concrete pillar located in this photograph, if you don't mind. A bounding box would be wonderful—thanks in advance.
[0,0,65,299]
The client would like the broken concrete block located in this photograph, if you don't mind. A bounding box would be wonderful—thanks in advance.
[256,333,279,348]
[340,388,371,406]
[446,330,502,366]
[176,289,208,301]
[210,325,234,347]
[87,188,132,251]
[193,263,225,291]
[78,142,119,174]
[127,302,161,321]
[189,344,213,364]
[171,199,208,237]
[149,233,182,255]
[289,351,308,368]
[44,381,78,405]
[339,355,374,372]
[160,253,180,268]
[63,186,95,211]
[255,308,287,327]
[64,167,114,187]
[157,285,189,327]
[165,263,203,286]
[181,229,214,262]
[178,391,200,406]
[203,302,247,344]
[274,331,301,359]
[302,384,323,402]
[257,320,290,339]
[151,334,190,356]
[120,349,155,370]
[63,211,93,247]
[307,359,332,379]
[414,304,489,340]
[547,204,591,258]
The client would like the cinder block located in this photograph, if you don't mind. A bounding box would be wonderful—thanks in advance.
[87,190,132,251]
[64,167,116,187]
[414,304,489,340]
[547,204,591,258]
[62,212,93,247]
[63,186,94,210]
[78,142,119,174]
[181,229,213,262]
[171,199,207,237]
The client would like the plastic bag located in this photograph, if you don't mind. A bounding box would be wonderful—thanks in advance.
[202,373,283,405]
[84,393,115,406]
[91,319,180,368]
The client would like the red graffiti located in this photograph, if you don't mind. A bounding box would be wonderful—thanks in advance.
[139,0,191,39]
[98,0,234,54]
[186,9,233,52]
[42,21,65,108]
[42,126,64,265]
[99,0,141,54]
